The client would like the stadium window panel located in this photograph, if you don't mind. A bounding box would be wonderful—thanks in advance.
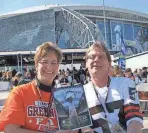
[143,27,148,36]
[123,23,134,41]
[58,31,67,49]
[97,21,111,48]
[134,25,141,39]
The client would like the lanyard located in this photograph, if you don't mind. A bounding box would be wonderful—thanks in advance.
[94,86,109,115]
[92,77,111,116]
[35,80,54,117]
[93,84,109,116]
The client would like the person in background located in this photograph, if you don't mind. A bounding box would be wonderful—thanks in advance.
[138,69,143,78]
[72,67,79,83]
[12,69,17,77]
[6,70,12,81]
[10,72,30,91]
[24,71,32,79]
[22,68,27,77]
[82,41,143,133]
[141,67,148,83]
[124,68,143,85]
[16,72,30,85]
[59,72,69,86]
[65,71,73,85]
[108,66,116,77]
[124,68,135,80]
[9,76,19,90]
[84,68,91,84]
[133,69,143,85]
[114,65,124,77]
[0,42,76,133]
[0,71,2,80]
[79,66,86,85]
[1,71,7,81]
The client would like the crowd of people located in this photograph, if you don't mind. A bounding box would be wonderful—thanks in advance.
[56,65,148,87]
[0,66,87,90]
[0,62,147,90]
[0,68,35,90]
[109,65,148,85]
[0,68,35,81]
[1,64,147,91]
[0,41,145,133]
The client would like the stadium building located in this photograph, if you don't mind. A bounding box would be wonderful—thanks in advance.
[0,5,148,71]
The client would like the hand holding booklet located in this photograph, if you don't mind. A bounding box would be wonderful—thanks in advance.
[53,84,92,130]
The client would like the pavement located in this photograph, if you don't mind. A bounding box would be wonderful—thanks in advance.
[0,91,9,108]
[143,119,148,128]
[0,91,9,100]
[142,113,148,133]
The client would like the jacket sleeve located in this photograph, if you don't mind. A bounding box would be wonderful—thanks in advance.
[122,78,143,126]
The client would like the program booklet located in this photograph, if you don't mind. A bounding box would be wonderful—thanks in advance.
[53,84,92,130]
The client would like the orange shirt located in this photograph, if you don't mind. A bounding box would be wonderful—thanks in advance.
[0,81,58,132]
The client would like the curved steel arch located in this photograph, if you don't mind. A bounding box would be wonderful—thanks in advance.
[55,7,103,48]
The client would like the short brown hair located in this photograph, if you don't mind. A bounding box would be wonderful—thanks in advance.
[85,41,111,62]
[125,68,132,73]
[34,42,63,67]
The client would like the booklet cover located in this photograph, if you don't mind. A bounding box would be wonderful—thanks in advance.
[53,84,92,130]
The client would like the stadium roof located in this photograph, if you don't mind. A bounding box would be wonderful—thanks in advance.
[0,49,119,56]
[1,5,148,18]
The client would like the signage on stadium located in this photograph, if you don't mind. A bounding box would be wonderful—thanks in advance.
[66,54,84,60]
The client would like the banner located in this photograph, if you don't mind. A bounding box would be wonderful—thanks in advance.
[118,56,126,71]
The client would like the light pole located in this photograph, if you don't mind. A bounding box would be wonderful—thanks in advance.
[103,0,107,45]
[57,0,60,6]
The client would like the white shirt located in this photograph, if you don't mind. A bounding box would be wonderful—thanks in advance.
[95,86,108,104]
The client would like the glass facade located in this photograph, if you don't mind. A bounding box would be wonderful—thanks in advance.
[0,9,55,52]
[0,8,148,56]
[97,20,111,49]
[97,20,148,55]
[58,31,68,49]
[123,23,134,41]
[0,8,148,72]
[58,31,79,49]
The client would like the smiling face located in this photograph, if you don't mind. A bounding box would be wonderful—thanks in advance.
[86,46,111,78]
[36,51,59,86]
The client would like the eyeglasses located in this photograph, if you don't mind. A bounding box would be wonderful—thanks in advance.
[87,54,107,61]
[39,60,59,66]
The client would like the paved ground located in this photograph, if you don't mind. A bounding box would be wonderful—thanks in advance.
[144,117,148,128]
[0,91,9,99]
[0,91,9,109]
[142,113,148,133]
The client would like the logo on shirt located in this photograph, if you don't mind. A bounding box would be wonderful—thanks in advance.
[129,87,137,101]
[27,101,56,117]
[27,101,58,132]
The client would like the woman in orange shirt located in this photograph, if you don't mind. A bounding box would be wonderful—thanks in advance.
[0,42,75,133]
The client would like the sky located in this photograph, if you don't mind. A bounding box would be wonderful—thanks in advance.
[0,0,148,15]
